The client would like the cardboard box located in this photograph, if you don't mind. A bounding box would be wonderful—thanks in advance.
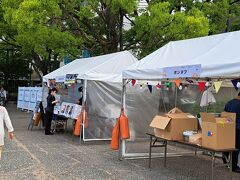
[150,113,198,140]
[189,133,202,146]
[200,112,236,150]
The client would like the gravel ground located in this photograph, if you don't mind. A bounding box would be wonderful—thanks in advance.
[0,104,240,180]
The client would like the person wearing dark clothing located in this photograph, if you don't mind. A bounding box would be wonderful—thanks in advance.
[222,92,240,172]
[76,86,83,105]
[45,88,59,135]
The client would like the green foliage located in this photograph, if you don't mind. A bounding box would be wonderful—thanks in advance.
[1,0,240,78]
[201,0,229,34]
[0,50,30,80]
[2,0,80,59]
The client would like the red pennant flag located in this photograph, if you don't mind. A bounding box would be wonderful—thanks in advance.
[131,79,136,86]
[156,83,161,89]
[198,81,206,92]
[71,83,75,91]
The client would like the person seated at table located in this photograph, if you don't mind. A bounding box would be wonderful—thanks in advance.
[222,92,240,173]
[76,86,83,106]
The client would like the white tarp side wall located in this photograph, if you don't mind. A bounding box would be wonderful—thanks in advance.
[125,84,160,141]
[123,30,240,79]
[124,83,237,154]
[84,81,122,140]
[17,87,43,111]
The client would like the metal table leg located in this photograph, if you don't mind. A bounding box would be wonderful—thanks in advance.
[149,136,152,168]
[211,152,215,180]
[229,152,233,180]
[65,119,68,133]
[164,141,167,168]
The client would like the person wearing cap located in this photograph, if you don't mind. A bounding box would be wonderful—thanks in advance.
[222,91,240,172]
[45,87,59,135]
[0,106,14,159]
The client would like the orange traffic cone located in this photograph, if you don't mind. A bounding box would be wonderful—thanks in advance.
[111,118,120,150]
[83,109,88,128]
[74,112,82,136]
[119,109,130,139]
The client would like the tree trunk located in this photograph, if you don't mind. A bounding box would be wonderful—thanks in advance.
[119,8,124,51]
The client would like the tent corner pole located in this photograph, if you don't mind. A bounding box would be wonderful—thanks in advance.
[119,79,127,160]
[79,79,87,144]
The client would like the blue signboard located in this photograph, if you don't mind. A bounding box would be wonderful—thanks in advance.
[163,64,201,78]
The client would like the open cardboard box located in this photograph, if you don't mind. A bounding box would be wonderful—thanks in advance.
[200,112,236,150]
[150,109,198,140]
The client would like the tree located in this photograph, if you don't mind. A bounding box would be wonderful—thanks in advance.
[199,0,240,34]
[0,49,30,86]
[131,2,209,57]
[57,0,138,54]
[1,0,81,79]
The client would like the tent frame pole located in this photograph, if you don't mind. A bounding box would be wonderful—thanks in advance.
[119,79,127,160]
[80,79,87,144]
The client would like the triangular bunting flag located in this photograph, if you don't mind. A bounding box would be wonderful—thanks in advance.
[165,82,172,87]
[175,79,181,87]
[186,79,194,84]
[132,79,136,86]
[147,85,152,93]
[214,81,222,93]
[231,79,239,91]
[198,81,206,92]
[156,82,161,89]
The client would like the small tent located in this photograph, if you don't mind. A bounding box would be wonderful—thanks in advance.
[43,51,138,141]
[44,51,137,83]
[120,31,240,158]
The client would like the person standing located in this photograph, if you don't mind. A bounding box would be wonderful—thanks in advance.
[0,106,14,159]
[45,88,59,135]
[223,92,240,172]
[0,87,7,106]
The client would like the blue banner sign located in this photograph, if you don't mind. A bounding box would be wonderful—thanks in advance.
[163,64,201,78]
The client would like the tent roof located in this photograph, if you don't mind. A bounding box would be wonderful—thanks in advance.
[123,31,240,80]
[43,51,138,83]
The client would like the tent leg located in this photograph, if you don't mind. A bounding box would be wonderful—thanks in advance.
[80,79,87,144]
[119,79,127,160]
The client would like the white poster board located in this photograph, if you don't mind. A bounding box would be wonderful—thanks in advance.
[17,87,43,111]
[59,102,81,119]
[24,89,30,109]
[29,88,37,111]
[17,87,25,109]
[36,87,43,101]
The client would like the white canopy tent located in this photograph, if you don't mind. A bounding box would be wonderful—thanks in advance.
[123,30,240,80]
[120,31,240,159]
[44,50,137,83]
[43,51,138,142]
